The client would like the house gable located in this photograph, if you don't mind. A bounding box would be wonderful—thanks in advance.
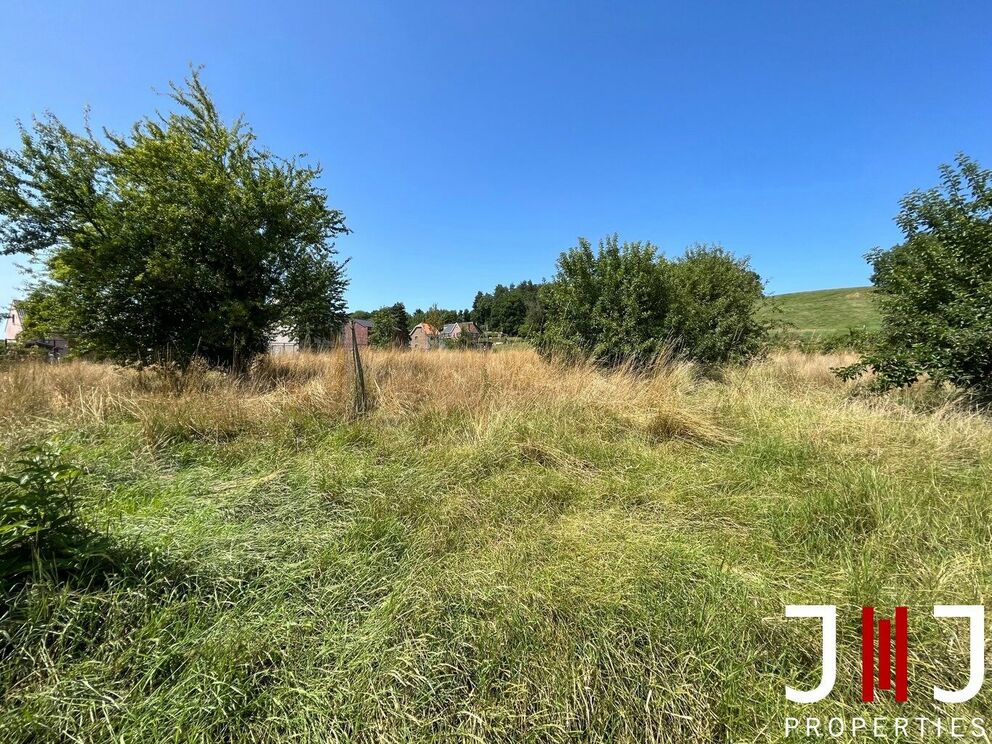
[5,303,24,342]
[409,322,438,349]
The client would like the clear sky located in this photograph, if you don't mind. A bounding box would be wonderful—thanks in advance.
[1,1,990,313]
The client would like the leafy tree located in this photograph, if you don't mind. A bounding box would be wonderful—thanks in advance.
[0,70,349,367]
[423,304,459,331]
[472,280,545,336]
[280,252,348,349]
[393,304,412,341]
[491,285,527,335]
[471,291,493,328]
[838,155,992,396]
[409,305,462,330]
[539,235,671,364]
[369,302,410,347]
[666,244,766,363]
[516,280,546,337]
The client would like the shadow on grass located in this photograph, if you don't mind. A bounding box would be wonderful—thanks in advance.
[2,518,221,603]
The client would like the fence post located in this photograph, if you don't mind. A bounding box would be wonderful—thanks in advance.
[351,326,368,416]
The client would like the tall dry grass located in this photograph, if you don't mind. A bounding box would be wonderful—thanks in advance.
[1,349,727,447]
[3,347,985,473]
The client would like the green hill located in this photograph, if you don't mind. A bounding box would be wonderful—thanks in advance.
[764,286,881,337]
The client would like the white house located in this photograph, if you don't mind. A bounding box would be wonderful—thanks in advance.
[4,302,24,343]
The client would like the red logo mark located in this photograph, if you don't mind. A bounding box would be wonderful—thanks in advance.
[861,606,908,702]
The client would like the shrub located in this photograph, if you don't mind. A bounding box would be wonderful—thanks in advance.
[837,155,992,397]
[0,343,49,366]
[1,442,83,579]
[538,235,766,366]
[665,244,766,363]
[538,235,670,365]
[369,303,411,347]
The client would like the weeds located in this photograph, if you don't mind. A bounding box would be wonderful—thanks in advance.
[0,443,83,580]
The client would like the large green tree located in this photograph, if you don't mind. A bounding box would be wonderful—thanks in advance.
[0,71,349,366]
[840,155,992,396]
[369,302,411,347]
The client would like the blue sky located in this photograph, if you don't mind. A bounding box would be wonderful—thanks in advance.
[2,1,990,313]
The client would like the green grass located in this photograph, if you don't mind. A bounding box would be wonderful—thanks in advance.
[1,350,990,742]
[764,286,881,337]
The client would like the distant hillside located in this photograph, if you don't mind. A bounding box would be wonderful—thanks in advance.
[763,286,881,336]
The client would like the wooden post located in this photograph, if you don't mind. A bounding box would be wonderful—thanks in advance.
[351,324,368,416]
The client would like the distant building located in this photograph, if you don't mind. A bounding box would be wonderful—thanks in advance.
[4,301,68,358]
[341,319,372,347]
[267,318,373,354]
[439,321,481,345]
[409,322,439,350]
[267,328,298,355]
[4,302,24,343]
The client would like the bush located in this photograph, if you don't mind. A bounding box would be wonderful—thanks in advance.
[1,443,83,579]
[838,155,992,397]
[538,235,766,366]
[666,244,766,363]
[538,236,670,365]
[0,343,49,366]
[369,303,411,347]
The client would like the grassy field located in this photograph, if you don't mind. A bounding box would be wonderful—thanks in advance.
[1,349,990,742]
[765,286,881,337]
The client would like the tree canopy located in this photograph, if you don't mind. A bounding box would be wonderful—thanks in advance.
[538,235,766,365]
[409,305,468,331]
[839,155,992,397]
[369,303,411,347]
[471,280,544,337]
[0,70,349,367]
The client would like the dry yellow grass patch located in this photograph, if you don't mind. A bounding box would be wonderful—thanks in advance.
[1,348,729,447]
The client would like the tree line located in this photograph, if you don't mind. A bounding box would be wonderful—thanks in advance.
[2,71,989,396]
[357,243,767,365]
[350,283,542,345]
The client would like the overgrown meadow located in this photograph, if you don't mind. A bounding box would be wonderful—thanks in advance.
[1,349,990,742]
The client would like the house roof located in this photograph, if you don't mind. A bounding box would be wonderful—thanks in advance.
[352,319,373,328]
[412,322,438,335]
[440,321,478,336]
